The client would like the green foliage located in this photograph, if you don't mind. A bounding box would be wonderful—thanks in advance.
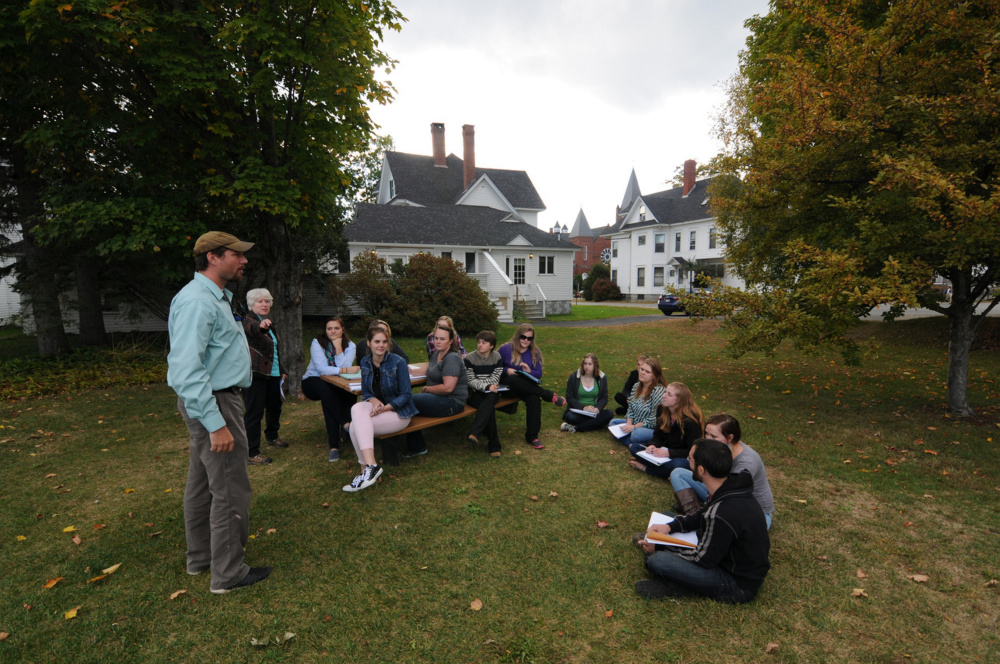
[712,0,1000,413]
[582,262,610,301]
[391,253,498,337]
[336,251,398,319]
[590,278,622,302]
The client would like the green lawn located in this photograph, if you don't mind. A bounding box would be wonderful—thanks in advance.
[547,304,660,322]
[1,318,998,662]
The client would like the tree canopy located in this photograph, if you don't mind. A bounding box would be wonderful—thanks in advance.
[705,0,1000,415]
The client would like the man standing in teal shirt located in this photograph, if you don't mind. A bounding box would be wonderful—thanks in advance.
[167,231,272,594]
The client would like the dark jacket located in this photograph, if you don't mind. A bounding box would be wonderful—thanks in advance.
[671,471,771,594]
[618,369,639,399]
[650,408,702,460]
[564,370,609,413]
[360,352,418,419]
[243,314,286,377]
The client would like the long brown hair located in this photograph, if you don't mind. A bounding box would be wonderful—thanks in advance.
[507,323,542,365]
[579,353,600,376]
[433,324,461,356]
[315,316,350,347]
[657,381,704,437]
[635,357,666,400]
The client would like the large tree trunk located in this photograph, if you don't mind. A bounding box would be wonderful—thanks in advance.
[260,218,305,397]
[75,255,106,346]
[945,271,976,417]
[21,224,70,357]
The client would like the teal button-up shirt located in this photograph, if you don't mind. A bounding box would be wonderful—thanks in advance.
[167,272,252,433]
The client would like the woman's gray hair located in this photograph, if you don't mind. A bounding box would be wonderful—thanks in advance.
[246,288,273,308]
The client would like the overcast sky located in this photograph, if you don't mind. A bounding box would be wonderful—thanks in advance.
[370,0,772,231]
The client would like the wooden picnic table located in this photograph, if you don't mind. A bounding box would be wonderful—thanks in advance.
[320,361,429,393]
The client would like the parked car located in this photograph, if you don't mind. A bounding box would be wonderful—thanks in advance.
[658,288,711,316]
[657,293,686,316]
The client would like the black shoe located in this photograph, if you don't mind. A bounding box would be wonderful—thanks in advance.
[266,437,290,448]
[211,566,272,594]
[248,454,272,465]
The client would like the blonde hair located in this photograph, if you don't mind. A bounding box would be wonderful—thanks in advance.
[507,323,542,365]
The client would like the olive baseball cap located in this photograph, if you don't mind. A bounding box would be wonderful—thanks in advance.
[193,231,255,255]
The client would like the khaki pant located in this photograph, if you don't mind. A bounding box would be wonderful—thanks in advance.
[178,392,252,591]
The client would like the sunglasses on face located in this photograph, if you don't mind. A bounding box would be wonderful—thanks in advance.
[519,334,534,341]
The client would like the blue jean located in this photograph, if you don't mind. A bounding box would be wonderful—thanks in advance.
[412,392,465,417]
[668,468,773,529]
[645,550,757,604]
[610,418,655,447]
[628,442,689,479]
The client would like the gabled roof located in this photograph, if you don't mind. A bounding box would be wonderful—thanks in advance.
[384,151,545,210]
[604,176,717,236]
[347,203,573,249]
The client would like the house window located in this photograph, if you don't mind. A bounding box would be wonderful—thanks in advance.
[669,269,676,277]
[674,233,681,252]
[637,235,646,246]
[388,179,396,199]
[689,231,696,250]
[636,267,645,288]
[513,258,525,285]
[539,255,554,275]
[612,241,618,258]
[611,269,617,283]
[639,205,646,221]
[654,233,665,253]
[653,267,664,287]
[442,251,452,260]
[466,252,476,273]
[709,227,717,249]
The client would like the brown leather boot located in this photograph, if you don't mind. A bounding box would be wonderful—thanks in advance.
[675,488,703,515]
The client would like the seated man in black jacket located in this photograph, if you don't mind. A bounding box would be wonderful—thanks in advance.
[635,438,770,603]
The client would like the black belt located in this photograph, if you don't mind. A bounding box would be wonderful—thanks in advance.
[213,386,242,395]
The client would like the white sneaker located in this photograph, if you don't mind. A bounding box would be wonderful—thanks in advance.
[343,464,383,492]
[560,422,576,433]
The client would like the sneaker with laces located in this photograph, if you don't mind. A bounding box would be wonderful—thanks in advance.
[266,436,290,448]
[560,422,576,433]
[343,464,383,492]
[328,448,341,462]
[529,438,544,449]
[248,454,272,465]
[551,394,567,407]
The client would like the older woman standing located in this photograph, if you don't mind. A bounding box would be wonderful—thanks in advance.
[242,288,288,465]
[302,316,359,462]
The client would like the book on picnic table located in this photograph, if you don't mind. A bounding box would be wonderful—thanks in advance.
[643,512,699,549]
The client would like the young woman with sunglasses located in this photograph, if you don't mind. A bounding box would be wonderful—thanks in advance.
[497,323,566,449]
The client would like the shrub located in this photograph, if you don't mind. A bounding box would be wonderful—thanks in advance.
[591,278,622,302]
[390,253,498,337]
[336,251,398,318]
[582,262,610,301]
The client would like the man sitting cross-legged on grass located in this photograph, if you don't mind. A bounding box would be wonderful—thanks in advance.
[635,438,770,604]
[464,330,505,457]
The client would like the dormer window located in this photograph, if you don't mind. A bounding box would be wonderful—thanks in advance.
[389,179,396,199]
[639,205,646,221]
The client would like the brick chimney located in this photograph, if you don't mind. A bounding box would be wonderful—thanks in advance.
[431,122,446,167]
[682,159,696,197]
[462,124,476,190]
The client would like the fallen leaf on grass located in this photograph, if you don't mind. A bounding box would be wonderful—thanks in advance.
[321,502,329,509]
[87,574,108,584]
[62,525,77,533]
[817,556,828,561]
[170,590,187,600]
[604,609,613,618]
[856,569,867,579]
[470,598,483,611]
[530,495,539,501]
[43,577,63,589]
[514,450,522,455]
[795,499,807,504]
[922,495,934,499]
[266,528,277,535]
[64,606,81,620]
[94,524,106,530]
[103,563,122,575]
[16,535,26,541]
[251,632,296,647]
[924,450,938,456]
[597,521,609,528]
[71,534,82,545]
[851,588,868,598]
[907,574,929,583]
[765,642,779,654]
[148,531,162,538]
[45,473,56,478]
[984,579,998,587]
[549,491,558,498]
[927,426,938,431]
[23,604,31,610]
[124,488,136,494]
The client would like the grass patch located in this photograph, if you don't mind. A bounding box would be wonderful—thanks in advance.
[1,317,999,662]
[547,304,659,322]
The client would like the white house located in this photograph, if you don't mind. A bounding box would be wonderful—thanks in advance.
[603,161,743,301]
[342,123,577,320]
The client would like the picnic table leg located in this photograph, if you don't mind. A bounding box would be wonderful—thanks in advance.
[380,435,400,467]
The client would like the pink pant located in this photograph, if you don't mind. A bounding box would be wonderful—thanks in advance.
[349,401,411,459]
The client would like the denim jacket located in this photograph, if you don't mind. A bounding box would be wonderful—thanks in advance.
[360,352,418,419]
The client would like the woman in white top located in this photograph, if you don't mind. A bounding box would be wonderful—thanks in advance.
[301,316,359,462]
